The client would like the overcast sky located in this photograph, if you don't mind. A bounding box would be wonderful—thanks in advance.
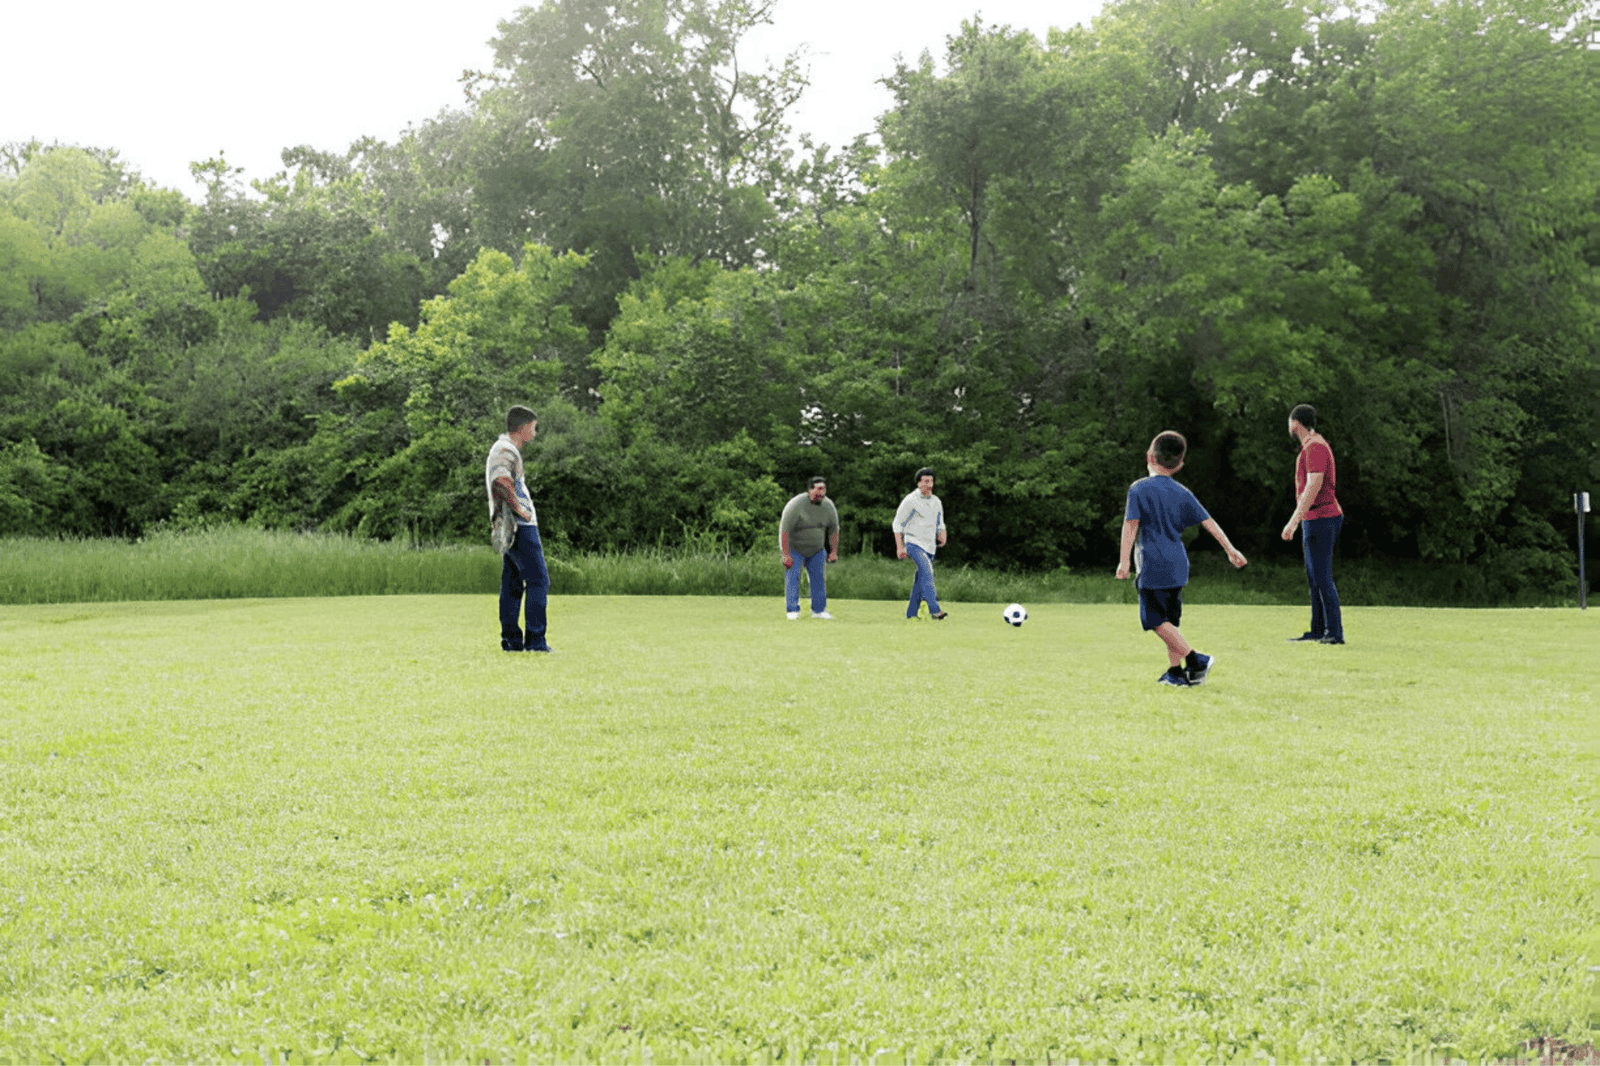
[3,0,1106,198]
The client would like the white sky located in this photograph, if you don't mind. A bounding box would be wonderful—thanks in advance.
[2,0,1105,199]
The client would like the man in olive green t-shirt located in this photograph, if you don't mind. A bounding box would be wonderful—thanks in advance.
[779,477,840,619]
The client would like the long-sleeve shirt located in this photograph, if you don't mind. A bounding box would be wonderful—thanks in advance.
[892,491,944,554]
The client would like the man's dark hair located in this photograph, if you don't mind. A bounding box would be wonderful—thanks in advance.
[506,406,538,433]
[1289,403,1317,430]
[915,467,935,482]
[808,476,827,488]
[1150,431,1187,469]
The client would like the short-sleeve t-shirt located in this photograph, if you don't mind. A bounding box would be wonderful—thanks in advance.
[779,493,840,557]
[485,435,537,527]
[1124,475,1210,590]
[1295,437,1342,520]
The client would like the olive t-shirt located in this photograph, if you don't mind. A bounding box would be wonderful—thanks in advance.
[780,494,840,557]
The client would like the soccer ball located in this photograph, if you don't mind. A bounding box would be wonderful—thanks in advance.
[1002,603,1028,627]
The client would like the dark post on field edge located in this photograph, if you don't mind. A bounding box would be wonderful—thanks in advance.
[1578,492,1591,611]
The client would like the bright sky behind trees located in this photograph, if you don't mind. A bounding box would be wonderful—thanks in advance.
[4,0,1104,197]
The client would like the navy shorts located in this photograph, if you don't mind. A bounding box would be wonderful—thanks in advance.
[1138,586,1183,631]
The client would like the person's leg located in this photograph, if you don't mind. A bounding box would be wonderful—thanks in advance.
[499,545,526,650]
[1141,588,1194,685]
[803,550,828,614]
[918,545,942,615]
[905,543,927,617]
[908,544,942,617]
[1153,622,1192,667]
[1301,523,1328,639]
[519,527,551,649]
[1304,515,1343,642]
[785,554,803,614]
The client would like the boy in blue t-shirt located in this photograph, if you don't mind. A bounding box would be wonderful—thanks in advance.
[1116,431,1248,687]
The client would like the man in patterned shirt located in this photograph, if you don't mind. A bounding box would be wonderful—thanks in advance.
[485,406,552,653]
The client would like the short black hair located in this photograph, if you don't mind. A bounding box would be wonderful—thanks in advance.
[808,476,827,488]
[915,467,935,482]
[1150,431,1187,469]
[1289,404,1317,430]
[506,405,538,433]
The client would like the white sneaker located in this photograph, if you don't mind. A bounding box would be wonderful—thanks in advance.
[813,611,833,620]
[786,611,800,620]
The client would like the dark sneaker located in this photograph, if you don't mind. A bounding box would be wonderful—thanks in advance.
[522,643,554,653]
[932,611,949,620]
[1157,668,1191,687]
[1287,632,1323,643]
[1186,652,1214,685]
[1318,636,1345,645]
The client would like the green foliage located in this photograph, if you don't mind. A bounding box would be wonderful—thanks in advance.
[0,146,182,327]
[321,245,587,539]
[460,0,808,332]
[188,147,435,339]
[0,0,1596,594]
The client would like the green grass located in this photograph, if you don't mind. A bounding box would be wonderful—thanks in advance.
[2,595,1592,1064]
[0,528,1126,606]
[1,527,1586,607]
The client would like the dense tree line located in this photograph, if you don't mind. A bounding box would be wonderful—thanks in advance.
[2,0,1595,596]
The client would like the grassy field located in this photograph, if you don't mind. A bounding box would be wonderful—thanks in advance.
[1,595,1593,1064]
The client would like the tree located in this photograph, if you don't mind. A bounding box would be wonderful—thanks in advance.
[464,0,808,332]
[0,145,168,326]
[881,21,1063,285]
[188,148,432,341]
[321,244,588,538]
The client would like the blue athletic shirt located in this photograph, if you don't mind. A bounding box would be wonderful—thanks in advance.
[1124,475,1210,590]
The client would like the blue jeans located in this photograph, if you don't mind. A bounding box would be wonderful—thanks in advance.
[500,525,549,650]
[905,543,942,618]
[1301,514,1343,640]
[785,549,828,613]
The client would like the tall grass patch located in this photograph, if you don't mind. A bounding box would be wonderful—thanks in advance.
[0,528,1585,607]
[2,596,1591,1063]
[0,527,496,604]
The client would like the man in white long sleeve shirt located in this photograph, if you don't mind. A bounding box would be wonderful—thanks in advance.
[892,467,948,620]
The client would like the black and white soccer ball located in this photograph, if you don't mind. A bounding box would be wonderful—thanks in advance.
[1002,603,1028,627]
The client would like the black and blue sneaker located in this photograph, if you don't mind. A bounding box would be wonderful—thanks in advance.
[1186,652,1214,685]
[1157,667,1191,687]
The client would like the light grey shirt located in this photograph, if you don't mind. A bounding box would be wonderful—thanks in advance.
[892,491,944,554]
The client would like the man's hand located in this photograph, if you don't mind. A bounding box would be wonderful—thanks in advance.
[1280,519,1298,541]
[1115,562,1131,580]
[826,550,838,563]
[782,552,793,569]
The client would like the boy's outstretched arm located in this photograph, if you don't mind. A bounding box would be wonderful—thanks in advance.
[1201,517,1248,568]
[1115,519,1139,579]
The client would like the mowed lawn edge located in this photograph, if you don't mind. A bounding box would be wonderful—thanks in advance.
[2,596,1593,1064]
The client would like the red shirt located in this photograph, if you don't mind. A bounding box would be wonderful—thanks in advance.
[1295,436,1342,519]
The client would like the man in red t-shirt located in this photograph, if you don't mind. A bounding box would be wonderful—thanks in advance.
[1280,403,1345,644]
